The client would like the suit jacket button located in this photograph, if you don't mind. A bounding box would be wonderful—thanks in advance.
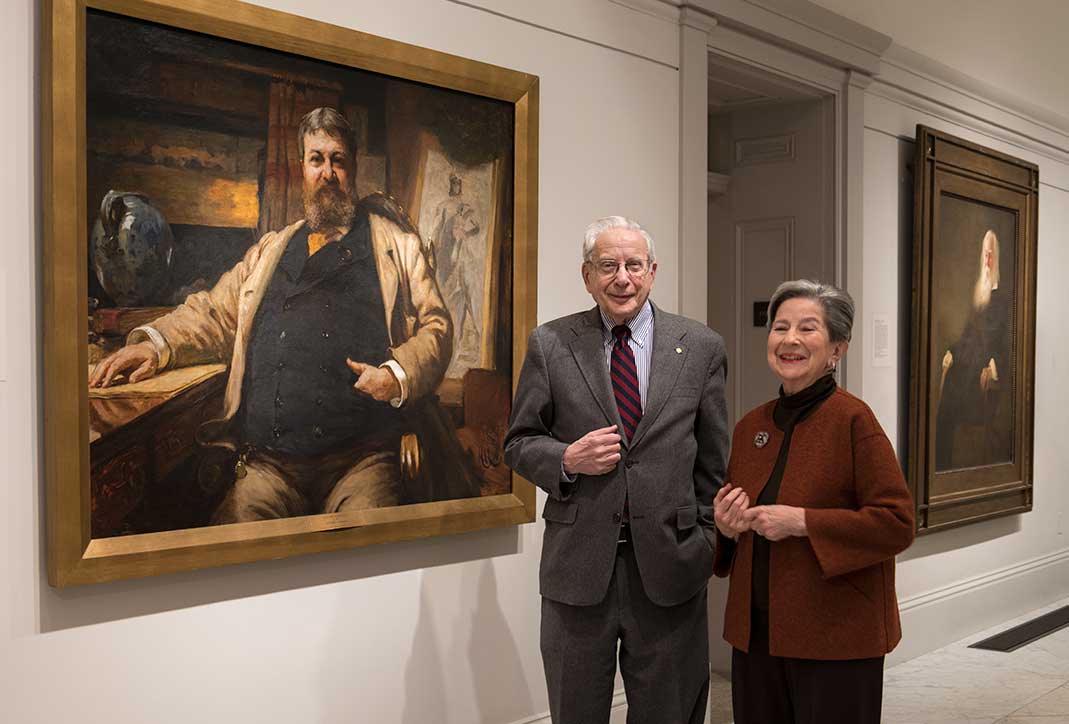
[625,459,635,468]
[612,512,622,523]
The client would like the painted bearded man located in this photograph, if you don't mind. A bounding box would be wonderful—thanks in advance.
[936,228,1013,471]
[91,107,479,521]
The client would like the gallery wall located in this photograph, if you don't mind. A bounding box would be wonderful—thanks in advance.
[5,0,1069,722]
[854,47,1069,662]
[1,0,681,722]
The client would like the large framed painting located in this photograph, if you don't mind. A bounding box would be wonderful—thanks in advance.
[42,0,539,586]
[908,125,1037,533]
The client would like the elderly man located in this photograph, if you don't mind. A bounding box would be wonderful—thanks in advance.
[505,216,729,723]
[90,106,472,521]
[936,228,1013,470]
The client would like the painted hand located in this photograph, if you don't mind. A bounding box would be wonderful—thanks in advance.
[89,341,159,388]
[346,359,401,402]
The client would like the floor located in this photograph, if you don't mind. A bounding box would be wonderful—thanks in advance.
[707,596,1069,723]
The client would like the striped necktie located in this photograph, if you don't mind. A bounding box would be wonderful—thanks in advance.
[611,324,642,440]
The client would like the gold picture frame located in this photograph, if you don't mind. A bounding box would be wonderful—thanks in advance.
[43,0,539,586]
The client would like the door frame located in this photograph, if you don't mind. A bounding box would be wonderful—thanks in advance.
[678,0,891,395]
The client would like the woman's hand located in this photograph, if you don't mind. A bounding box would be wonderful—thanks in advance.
[714,484,751,540]
[744,504,807,541]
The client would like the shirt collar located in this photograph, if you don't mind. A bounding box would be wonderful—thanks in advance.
[599,299,654,348]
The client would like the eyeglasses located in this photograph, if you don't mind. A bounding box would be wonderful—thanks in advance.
[588,258,652,278]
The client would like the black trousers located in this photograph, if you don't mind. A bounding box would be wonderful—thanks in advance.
[732,608,884,724]
[540,540,710,724]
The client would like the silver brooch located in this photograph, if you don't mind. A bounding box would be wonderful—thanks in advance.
[754,431,769,448]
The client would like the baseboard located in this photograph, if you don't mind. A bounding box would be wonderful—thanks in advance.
[890,547,1069,666]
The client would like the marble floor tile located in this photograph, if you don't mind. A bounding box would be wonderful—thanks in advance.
[702,597,1069,723]
[1009,681,1069,716]
[708,673,733,724]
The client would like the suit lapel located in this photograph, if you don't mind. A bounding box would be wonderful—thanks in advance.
[568,308,627,443]
[629,306,688,449]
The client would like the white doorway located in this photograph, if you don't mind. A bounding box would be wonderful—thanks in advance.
[705,54,837,425]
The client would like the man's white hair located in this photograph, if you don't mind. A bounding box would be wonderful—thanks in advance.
[582,216,656,263]
[973,229,1000,308]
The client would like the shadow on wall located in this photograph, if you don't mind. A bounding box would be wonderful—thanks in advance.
[36,523,521,633]
[401,561,534,724]
[892,136,1021,563]
[898,514,1021,563]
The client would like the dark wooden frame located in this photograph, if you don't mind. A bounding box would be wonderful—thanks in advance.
[43,0,539,586]
[908,125,1037,533]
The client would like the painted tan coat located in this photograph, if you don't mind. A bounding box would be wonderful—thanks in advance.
[138,213,452,447]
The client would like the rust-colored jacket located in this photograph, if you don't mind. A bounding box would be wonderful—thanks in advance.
[714,387,914,660]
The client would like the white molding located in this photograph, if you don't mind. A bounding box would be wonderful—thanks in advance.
[838,68,867,397]
[679,12,713,323]
[609,0,682,23]
[867,49,1069,172]
[688,0,890,75]
[444,0,680,68]
[892,547,1069,666]
[679,5,718,33]
[707,23,849,96]
[863,93,1069,193]
[899,548,1069,613]
[882,43,1069,143]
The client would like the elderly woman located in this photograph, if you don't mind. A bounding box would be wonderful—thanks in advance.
[713,279,914,724]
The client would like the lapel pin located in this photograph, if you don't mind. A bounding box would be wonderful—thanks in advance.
[675,347,682,354]
[754,431,769,448]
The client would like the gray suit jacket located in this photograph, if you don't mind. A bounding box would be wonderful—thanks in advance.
[505,304,729,607]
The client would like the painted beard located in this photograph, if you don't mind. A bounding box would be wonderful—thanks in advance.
[304,181,356,231]
[973,267,996,309]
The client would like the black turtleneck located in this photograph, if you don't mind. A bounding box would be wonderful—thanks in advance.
[751,372,837,611]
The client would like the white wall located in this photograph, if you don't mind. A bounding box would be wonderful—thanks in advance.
[0,1,683,722]
[811,0,1069,120]
[859,54,1069,664]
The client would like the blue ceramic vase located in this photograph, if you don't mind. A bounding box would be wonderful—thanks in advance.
[90,190,174,307]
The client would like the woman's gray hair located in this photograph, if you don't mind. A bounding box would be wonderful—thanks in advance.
[767,279,855,343]
[582,216,656,263]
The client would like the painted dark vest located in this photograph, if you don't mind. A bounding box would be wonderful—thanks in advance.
[241,213,401,455]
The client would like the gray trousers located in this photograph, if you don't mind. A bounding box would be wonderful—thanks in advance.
[541,541,710,724]
[212,439,400,523]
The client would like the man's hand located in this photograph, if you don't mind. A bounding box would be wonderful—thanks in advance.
[980,357,999,393]
[714,484,751,540]
[347,358,401,402]
[744,504,807,541]
[89,341,159,388]
[562,425,621,476]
